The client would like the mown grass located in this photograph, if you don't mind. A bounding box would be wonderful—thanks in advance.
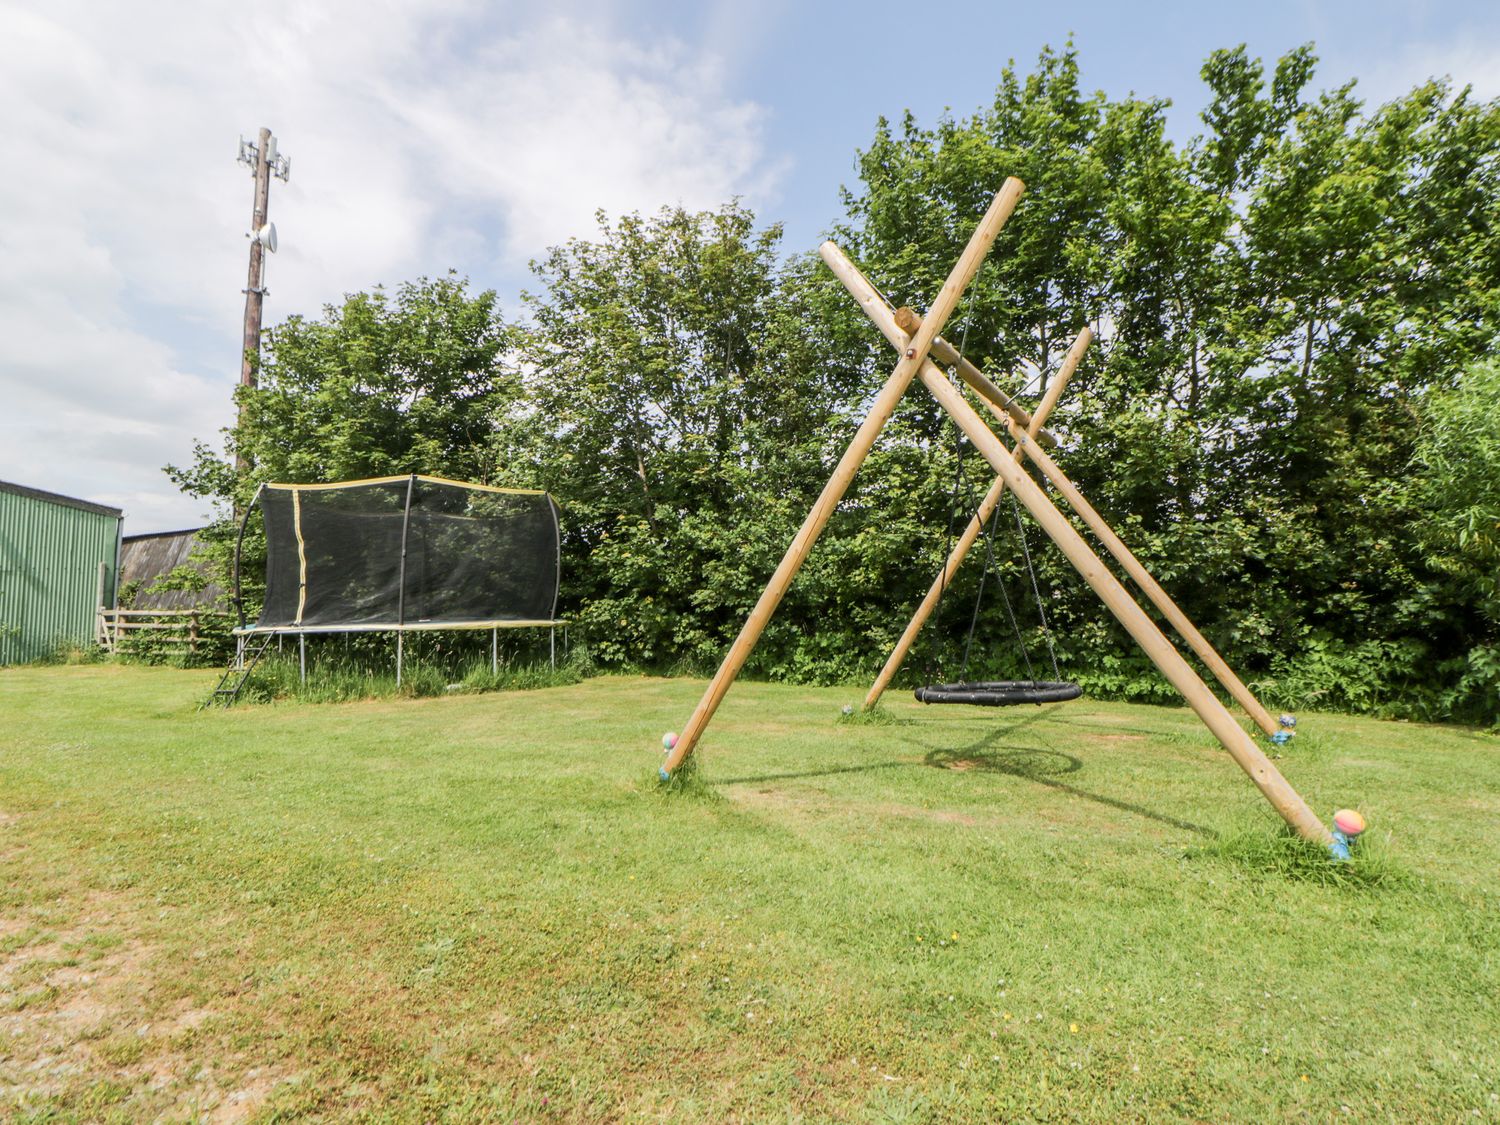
[0,664,1496,1122]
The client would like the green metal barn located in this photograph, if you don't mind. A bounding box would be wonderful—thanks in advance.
[0,481,122,665]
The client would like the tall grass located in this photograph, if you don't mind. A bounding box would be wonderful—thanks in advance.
[234,644,595,705]
[1193,819,1415,889]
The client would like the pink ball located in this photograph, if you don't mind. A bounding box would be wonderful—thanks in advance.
[662,732,678,752]
[1333,809,1366,837]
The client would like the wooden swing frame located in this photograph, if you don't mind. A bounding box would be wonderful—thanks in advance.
[660,178,1331,847]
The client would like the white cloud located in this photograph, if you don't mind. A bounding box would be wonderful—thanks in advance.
[0,0,783,532]
[393,19,786,263]
[1336,39,1500,108]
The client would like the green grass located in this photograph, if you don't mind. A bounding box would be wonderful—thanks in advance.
[235,649,592,705]
[0,664,1497,1122]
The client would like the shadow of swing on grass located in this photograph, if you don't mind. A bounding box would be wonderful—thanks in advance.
[712,701,1065,787]
[923,726,1218,838]
[1033,710,1218,746]
[716,708,1216,838]
[715,759,914,787]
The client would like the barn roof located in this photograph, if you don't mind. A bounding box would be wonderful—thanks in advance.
[120,528,225,610]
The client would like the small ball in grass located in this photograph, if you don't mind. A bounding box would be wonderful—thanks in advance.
[662,731,678,752]
[1333,809,1366,837]
[842,704,854,716]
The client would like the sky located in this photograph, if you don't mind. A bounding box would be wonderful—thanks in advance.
[2,0,1497,533]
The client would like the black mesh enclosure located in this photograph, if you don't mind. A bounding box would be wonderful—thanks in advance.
[249,476,560,631]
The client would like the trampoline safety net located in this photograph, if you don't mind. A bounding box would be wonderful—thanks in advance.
[247,475,560,632]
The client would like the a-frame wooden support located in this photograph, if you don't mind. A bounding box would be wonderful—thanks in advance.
[661,180,1330,848]
[660,177,1027,774]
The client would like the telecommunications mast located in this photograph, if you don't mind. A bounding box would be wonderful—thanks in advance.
[236,127,291,390]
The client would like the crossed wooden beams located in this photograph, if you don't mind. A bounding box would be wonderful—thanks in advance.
[660,178,1331,847]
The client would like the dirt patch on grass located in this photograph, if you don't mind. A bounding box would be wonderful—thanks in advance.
[0,835,294,1121]
[871,801,984,827]
[728,785,833,817]
[207,1067,281,1123]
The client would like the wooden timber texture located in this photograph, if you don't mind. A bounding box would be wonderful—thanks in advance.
[882,275,1279,734]
[981,399,1281,735]
[891,306,1060,449]
[863,327,1090,709]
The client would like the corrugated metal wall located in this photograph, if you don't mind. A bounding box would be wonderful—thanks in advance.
[0,489,121,665]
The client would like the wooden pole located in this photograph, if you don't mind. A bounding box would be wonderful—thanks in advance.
[661,178,1027,776]
[924,369,1328,841]
[94,561,107,648]
[1028,329,1082,430]
[240,128,272,392]
[863,328,1089,709]
[825,242,1329,844]
[237,130,273,473]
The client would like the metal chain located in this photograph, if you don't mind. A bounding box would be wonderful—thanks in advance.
[1008,489,1061,682]
[968,507,1036,682]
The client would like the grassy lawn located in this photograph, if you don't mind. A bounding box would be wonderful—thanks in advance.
[0,664,1496,1122]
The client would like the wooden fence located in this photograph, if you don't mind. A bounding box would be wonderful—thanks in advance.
[95,608,229,655]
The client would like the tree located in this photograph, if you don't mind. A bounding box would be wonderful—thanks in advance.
[166,274,518,618]
[493,202,880,672]
[162,44,1500,722]
[1411,357,1500,721]
[834,42,1500,715]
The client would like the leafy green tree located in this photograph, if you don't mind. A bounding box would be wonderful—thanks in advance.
[166,274,518,620]
[234,274,515,490]
[494,203,890,672]
[160,43,1500,723]
[834,42,1500,716]
[1411,357,1500,719]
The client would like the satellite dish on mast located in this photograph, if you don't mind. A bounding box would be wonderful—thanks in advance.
[254,222,278,253]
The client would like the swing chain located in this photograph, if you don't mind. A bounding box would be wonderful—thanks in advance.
[1007,489,1063,682]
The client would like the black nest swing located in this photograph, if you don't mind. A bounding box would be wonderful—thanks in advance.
[916,432,1081,709]
[916,679,1081,706]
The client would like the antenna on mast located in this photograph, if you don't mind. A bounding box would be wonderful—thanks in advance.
[237,127,291,392]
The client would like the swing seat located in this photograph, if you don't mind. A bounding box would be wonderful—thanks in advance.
[915,680,1082,706]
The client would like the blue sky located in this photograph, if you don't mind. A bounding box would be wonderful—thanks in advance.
[2,0,1496,531]
[664,0,1500,253]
